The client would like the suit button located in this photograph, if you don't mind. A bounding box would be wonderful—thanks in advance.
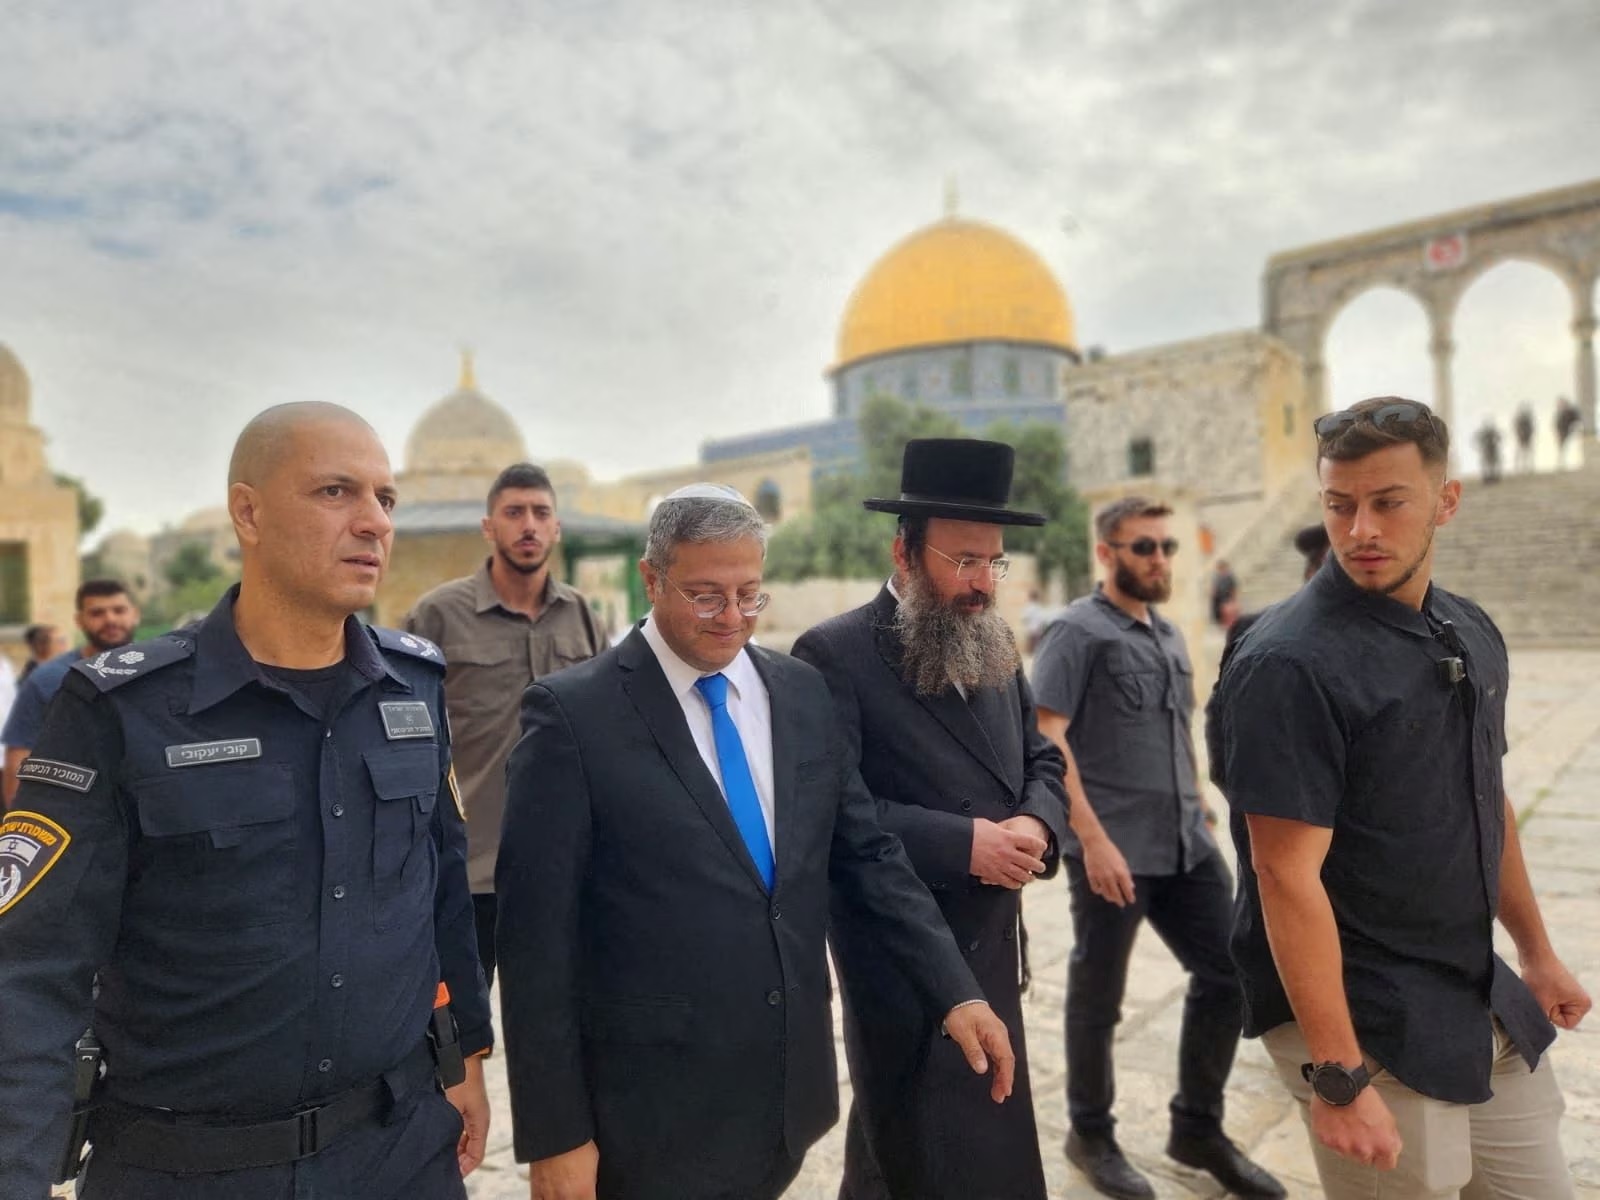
[1004,797,1018,809]
[317,1059,332,1073]
[960,799,973,811]
[770,904,782,920]
[766,989,782,1007]
[968,939,981,952]
[1003,926,1016,942]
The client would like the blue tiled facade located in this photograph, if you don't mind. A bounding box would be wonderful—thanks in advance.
[701,341,1075,477]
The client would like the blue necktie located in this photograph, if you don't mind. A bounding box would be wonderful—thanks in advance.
[694,672,775,890]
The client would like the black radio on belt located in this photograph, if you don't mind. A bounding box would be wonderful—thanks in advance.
[55,1028,104,1185]
[429,983,467,1089]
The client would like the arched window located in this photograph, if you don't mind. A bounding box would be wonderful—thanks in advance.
[754,479,782,522]
[1127,438,1155,478]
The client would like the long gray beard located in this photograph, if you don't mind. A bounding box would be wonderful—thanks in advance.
[892,566,1021,697]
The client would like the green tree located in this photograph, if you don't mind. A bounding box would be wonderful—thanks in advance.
[766,396,960,581]
[980,419,1090,591]
[140,540,235,632]
[164,541,223,589]
[55,473,104,538]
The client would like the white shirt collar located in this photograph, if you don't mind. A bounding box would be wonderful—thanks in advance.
[640,612,762,703]
[886,575,902,602]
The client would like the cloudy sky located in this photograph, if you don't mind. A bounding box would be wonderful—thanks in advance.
[4,0,1598,535]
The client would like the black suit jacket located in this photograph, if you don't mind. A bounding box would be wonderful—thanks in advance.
[792,586,1069,1199]
[496,626,980,1199]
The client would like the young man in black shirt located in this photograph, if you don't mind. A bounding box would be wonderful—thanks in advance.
[1210,396,1591,1198]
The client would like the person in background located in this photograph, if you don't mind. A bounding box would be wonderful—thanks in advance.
[19,623,65,683]
[2,581,139,808]
[404,461,605,987]
[1034,497,1284,1200]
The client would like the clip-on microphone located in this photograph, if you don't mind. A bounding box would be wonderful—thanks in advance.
[1434,619,1466,688]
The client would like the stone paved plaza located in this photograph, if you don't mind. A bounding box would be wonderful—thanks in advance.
[456,647,1600,1199]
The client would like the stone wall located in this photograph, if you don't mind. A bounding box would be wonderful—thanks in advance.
[0,484,79,632]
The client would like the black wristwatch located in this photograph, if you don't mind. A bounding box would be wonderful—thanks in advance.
[1301,1060,1371,1106]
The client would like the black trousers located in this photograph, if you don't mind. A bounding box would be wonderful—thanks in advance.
[1064,850,1241,1139]
[473,892,498,989]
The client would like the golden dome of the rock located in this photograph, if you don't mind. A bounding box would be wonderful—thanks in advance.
[834,217,1077,370]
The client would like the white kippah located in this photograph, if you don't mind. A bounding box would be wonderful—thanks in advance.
[661,482,756,508]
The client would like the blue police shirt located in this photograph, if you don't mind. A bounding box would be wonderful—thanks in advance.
[0,648,79,749]
[0,587,492,1191]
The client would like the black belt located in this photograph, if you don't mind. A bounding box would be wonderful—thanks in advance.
[93,1041,436,1174]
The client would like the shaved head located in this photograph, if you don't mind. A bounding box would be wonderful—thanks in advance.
[229,401,377,487]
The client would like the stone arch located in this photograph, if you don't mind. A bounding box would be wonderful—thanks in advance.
[1321,285,1433,414]
[1264,178,1600,443]
[1453,259,1575,472]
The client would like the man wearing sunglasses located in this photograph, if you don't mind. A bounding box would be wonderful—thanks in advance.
[1210,396,1590,1197]
[496,483,1016,1200]
[1033,496,1283,1199]
[793,438,1070,1200]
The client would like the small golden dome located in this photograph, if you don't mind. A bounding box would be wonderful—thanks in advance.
[834,217,1077,371]
[405,351,528,475]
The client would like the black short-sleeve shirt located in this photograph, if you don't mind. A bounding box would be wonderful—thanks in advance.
[1032,588,1213,876]
[1207,558,1554,1104]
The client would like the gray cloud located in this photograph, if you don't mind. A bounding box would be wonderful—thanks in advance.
[1,0,1596,532]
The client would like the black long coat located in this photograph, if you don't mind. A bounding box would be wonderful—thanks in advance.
[496,628,980,1200]
[792,587,1069,1200]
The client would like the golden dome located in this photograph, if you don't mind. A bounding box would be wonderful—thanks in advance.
[405,351,528,475]
[834,217,1077,370]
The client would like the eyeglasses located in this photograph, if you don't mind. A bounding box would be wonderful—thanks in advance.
[925,544,1012,581]
[1314,400,1444,442]
[1107,537,1179,558]
[665,579,771,620]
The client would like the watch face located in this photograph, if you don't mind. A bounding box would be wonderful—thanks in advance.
[1314,1065,1360,1106]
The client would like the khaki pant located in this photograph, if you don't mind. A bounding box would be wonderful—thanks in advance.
[1261,1022,1573,1199]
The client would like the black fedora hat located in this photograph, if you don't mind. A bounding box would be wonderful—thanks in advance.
[863,438,1047,527]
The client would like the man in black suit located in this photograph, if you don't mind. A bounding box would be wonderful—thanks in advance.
[496,483,1018,1200]
[792,440,1071,1200]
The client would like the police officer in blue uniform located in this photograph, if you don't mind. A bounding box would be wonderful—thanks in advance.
[0,402,492,1199]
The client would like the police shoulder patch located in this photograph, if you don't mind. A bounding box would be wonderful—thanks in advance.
[369,625,445,667]
[0,811,72,917]
[71,634,194,693]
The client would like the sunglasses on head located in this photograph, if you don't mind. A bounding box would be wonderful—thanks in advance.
[1108,537,1179,558]
[1313,400,1442,442]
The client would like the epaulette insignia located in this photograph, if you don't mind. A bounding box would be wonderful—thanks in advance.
[370,626,445,667]
[70,635,195,692]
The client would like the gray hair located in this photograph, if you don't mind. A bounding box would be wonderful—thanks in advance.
[644,490,768,572]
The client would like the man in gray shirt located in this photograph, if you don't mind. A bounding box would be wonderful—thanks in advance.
[405,463,606,985]
[1033,496,1281,1200]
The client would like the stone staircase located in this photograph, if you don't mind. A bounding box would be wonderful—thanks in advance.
[1232,466,1600,647]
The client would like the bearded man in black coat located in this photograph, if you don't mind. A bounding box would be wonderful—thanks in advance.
[793,439,1069,1200]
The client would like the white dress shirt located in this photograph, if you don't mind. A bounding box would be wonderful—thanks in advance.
[640,615,777,848]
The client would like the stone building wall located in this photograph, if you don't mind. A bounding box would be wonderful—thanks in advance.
[1063,329,1308,553]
